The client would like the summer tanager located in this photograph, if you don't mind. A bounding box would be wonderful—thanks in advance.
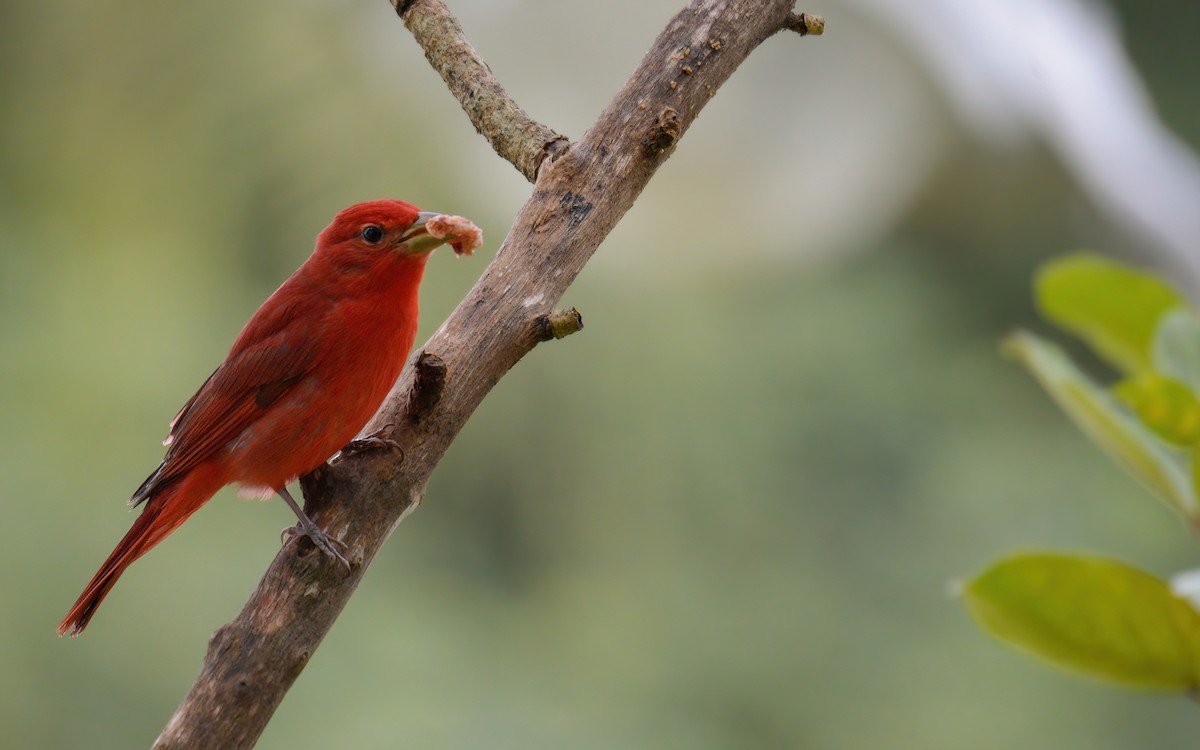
[59,199,481,636]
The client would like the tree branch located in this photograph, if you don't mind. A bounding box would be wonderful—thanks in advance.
[784,11,825,36]
[154,1,819,747]
[394,0,569,181]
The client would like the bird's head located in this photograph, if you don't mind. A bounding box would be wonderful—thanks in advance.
[309,200,482,293]
[317,200,452,258]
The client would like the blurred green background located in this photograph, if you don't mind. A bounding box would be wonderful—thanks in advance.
[4,0,1200,747]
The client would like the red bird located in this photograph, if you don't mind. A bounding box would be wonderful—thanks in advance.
[59,199,481,636]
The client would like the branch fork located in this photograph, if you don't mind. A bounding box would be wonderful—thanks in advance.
[155,2,822,746]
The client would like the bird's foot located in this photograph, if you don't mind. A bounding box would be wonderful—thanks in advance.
[335,424,404,463]
[282,523,351,571]
[276,486,351,571]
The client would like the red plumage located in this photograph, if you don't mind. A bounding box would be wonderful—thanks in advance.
[59,199,477,636]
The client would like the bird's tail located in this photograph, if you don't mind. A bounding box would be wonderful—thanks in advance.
[58,465,223,636]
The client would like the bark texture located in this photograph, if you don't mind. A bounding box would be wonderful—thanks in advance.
[154,1,820,747]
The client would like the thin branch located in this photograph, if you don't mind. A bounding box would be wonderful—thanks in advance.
[154,1,819,747]
[534,307,585,341]
[394,0,569,181]
[784,12,825,36]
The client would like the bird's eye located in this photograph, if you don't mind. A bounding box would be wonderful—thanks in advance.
[360,225,384,245]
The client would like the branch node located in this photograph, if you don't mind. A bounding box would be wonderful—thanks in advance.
[534,308,585,342]
[543,136,572,165]
[642,108,682,159]
[207,622,235,659]
[293,649,311,674]
[784,12,825,36]
[298,460,337,516]
[406,351,447,421]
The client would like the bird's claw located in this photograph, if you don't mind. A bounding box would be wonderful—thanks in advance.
[335,426,404,463]
[282,524,352,571]
[342,435,403,455]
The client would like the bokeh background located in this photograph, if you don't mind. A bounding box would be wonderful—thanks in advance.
[3,0,1200,747]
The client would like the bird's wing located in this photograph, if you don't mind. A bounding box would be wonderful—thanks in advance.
[131,295,323,505]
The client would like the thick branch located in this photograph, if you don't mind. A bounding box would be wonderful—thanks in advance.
[395,0,569,181]
[155,1,816,747]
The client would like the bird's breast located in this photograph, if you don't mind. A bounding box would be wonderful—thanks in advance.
[227,291,419,489]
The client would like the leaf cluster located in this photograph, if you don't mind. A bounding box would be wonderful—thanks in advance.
[965,254,1200,691]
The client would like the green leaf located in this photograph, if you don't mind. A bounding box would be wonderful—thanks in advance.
[963,553,1200,689]
[1114,374,1200,446]
[1035,253,1183,374]
[1004,331,1197,520]
[1153,308,1200,392]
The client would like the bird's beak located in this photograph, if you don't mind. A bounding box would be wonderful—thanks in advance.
[398,211,448,255]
